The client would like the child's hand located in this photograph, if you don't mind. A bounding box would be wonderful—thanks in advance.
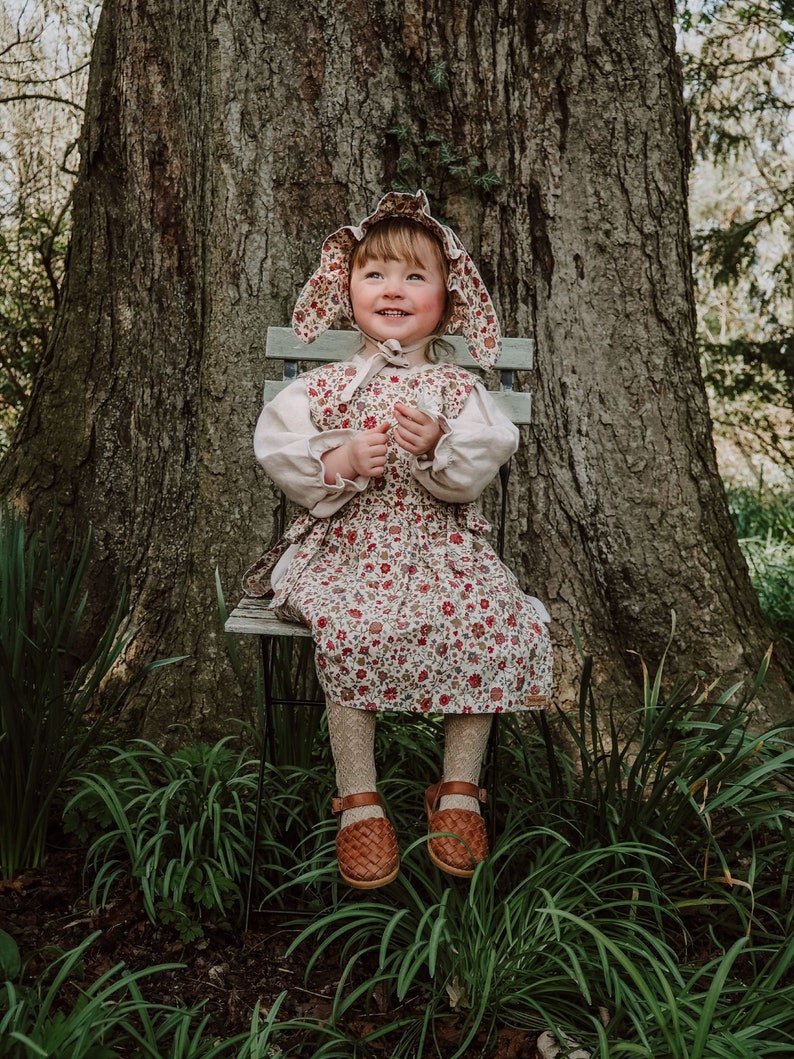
[322,423,390,483]
[393,402,443,459]
[346,421,391,478]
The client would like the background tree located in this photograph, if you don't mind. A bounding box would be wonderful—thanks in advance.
[681,0,794,480]
[0,0,790,738]
[0,0,96,447]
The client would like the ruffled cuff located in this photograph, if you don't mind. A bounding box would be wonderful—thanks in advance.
[306,430,369,516]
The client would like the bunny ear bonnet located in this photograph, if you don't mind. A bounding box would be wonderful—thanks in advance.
[292,189,501,369]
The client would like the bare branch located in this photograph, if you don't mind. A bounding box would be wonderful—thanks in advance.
[0,93,84,112]
[0,36,41,61]
[0,61,91,86]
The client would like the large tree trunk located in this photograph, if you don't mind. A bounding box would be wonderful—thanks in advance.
[1,0,790,738]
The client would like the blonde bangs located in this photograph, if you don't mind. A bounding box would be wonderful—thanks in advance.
[351,218,449,280]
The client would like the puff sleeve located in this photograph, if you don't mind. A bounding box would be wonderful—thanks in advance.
[254,378,369,518]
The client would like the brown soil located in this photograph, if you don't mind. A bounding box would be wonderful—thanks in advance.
[1,829,541,1057]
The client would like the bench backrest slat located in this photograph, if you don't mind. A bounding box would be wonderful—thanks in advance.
[265,326,534,371]
[262,326,533,425]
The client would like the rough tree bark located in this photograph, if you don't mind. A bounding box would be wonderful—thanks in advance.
[1,0,790,738]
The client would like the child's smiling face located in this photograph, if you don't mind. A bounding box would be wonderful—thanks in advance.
[349,234,448,351]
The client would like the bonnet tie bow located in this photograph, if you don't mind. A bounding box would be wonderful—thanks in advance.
[338,334,431,403]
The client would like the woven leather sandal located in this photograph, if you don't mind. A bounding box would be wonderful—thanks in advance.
[425,781,489,878]
[332,792,400,889]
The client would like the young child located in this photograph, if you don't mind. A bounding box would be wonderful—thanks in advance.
[244,190,553,888]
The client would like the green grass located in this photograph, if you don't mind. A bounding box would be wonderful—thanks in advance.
[726,481,794,652]
[261,642,794,1055]
[35,614,794,1055]
[0,927,300,1058]
[0,508,134,879]
[0,506,183,880]
[64,736,338,941]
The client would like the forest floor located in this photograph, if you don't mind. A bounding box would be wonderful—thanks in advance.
[2,825,542,1058]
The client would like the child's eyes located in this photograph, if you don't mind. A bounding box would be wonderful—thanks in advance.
[360,268,428,280]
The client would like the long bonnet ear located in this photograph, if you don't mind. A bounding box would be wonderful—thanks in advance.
[447,251,501,369]
[292,229,356,342]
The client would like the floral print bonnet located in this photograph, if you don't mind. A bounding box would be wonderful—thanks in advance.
[292,190,502,370]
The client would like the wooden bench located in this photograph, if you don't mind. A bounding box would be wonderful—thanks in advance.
[227,326,534,924]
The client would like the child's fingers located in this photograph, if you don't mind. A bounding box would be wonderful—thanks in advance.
[394,412,442,456]
[394,402,427,425]
[366,433,389,453]
[395,419,423,444]
[362,423,391,444]
[394,429,427,453]
[395,414,430,438]
[348,429,389,475]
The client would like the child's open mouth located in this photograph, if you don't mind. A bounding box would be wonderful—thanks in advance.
[378,310,410,317]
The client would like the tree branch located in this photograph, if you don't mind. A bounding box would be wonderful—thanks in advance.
[0,61,91,86]
[0,93,84,112]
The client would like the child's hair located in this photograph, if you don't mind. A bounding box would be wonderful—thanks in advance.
[349,218,454,360]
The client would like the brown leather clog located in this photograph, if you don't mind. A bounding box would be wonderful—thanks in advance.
[332,792,400,889]
[424,781,489,878]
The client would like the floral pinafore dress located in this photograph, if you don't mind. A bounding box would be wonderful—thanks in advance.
[246,361,553,714]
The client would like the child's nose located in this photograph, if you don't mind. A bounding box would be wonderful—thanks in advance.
[383,277,404,298]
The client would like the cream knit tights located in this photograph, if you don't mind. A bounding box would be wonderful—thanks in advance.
[325,698,383,827]
[439,714,493,813]
[326,700,493,825]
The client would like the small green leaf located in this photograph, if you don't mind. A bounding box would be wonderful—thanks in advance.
[0,929,21,981]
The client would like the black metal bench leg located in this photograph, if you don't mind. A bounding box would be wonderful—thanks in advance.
[244,634,275,931]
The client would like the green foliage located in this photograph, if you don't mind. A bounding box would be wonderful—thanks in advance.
[259,636,794,1055]
[536,634,792,850]
[428,60,448,89]
[703,338,793,412]
[66,738,260,942]
[0,206,67,448]
[0,928,296,1057]
[681,1,794,481]
[386,59,502,204]
[702,340,794,484]
[1,929,184,1058]
[388,123,502,202]
[497,625,794,951]
[726,482,794,651]
[287,838,683,1056]
[681,0,794,351]
[43,627,794,1053]
[66,730,337,938]
[0,930,21,982]
[0,4,96,451]
[681,1,794,164]
[284,827,794,1056]
[0,507,138,879]
[728,480,794,540]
